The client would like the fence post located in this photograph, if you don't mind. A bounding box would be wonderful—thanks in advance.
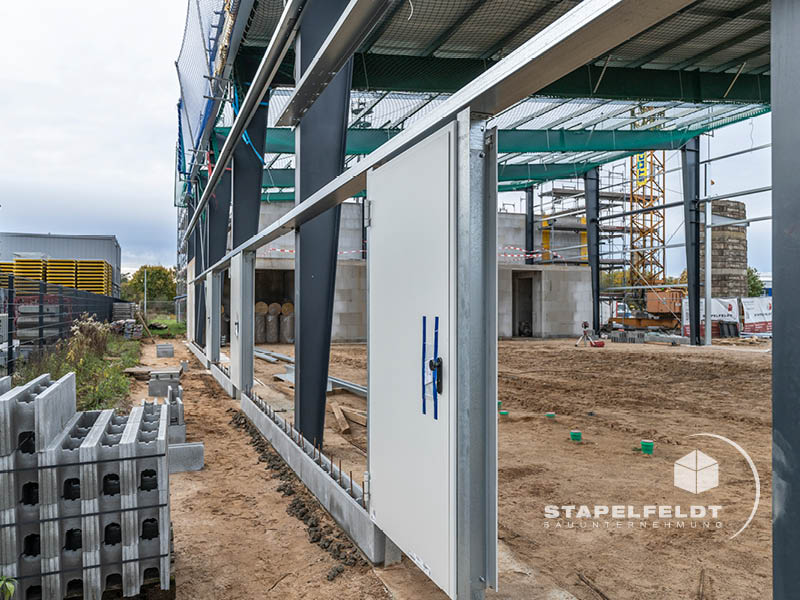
[58,285,65,341]
[7,274,14,376]
[38,281,45,352]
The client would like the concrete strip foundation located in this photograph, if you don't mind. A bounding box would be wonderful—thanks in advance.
[240,393,396,565]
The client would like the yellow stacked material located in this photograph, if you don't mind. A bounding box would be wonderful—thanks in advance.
[13,258,46,293]
[104,262,112,296]
[46,260,77,288]
[0,262,12,287]
[77,260,110,295]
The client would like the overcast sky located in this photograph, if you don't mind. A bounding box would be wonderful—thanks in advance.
[1,4,772,277]
[1,2,186,272]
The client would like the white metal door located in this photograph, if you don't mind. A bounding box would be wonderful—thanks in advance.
[367,122,457,596]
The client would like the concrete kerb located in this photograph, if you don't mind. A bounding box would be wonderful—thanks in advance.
[168,443,204,474]
[240,393,394,566]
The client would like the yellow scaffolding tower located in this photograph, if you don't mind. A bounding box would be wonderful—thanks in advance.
[628,150,666,287]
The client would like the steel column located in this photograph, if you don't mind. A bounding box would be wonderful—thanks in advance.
[232,104,269,247]
[773,1,800,598]
[525,186,535,266]
[455,109,497,599]
[293,0,354,445]
[210,135,233,264]
[584,167,601,333]
[230,251,255,398]
[681,136,701,345]
[205,271,222,365]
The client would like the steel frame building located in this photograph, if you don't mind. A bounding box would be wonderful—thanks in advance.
[173,0,795,597]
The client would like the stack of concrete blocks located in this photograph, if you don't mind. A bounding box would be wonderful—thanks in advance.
[165,386,185,444]
[147,370,185,445]
[156,344,174,358]
[0,373,172,599]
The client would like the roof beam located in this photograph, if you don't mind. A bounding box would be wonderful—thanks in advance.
[192,0,698,282]
[215,125,711,157]
[625,0,770,68]
[277,0,396,126]
[711,43,770,73]
[422,0,492,56]
[671,23,770,70]
[479,0,570,60]
[358,0,407,54]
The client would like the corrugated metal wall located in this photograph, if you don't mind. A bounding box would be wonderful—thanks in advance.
[0,232,122,289]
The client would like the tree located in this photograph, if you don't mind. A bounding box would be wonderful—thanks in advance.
[747,266,764,297]
[121,265,176,302]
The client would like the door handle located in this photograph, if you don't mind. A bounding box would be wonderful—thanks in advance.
[429,357,443,394]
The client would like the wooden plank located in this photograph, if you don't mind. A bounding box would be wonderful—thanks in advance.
[329,401,351,434]
[341,406,367,427]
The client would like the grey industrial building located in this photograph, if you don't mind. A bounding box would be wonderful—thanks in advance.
[0,232,122,295]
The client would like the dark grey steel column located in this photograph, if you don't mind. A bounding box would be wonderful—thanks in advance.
[681,137,701,345]
[210,135,233,264]
[525,186,535,266]
[773,2,800,597]
[192,188,207,347]
[232,102,269,247]
[294,0,354,445]
[584,168,601,333]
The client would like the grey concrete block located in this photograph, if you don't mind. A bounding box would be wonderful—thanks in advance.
[168,442,204,473]
[148,369,181,398]
[156,344,174,358]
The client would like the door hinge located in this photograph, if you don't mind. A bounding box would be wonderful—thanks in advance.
[364,200,373,228]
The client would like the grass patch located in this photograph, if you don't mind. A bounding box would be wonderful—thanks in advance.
[13,317,141,412]
[146,314,187,338]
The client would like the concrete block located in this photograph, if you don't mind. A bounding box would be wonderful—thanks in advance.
[156,344,174,358]
[148,369,181,398]
[168,443,204,473]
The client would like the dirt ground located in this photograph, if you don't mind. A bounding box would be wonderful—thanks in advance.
[138,337,772,599]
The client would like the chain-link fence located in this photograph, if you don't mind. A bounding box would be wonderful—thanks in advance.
[1,275,117,376]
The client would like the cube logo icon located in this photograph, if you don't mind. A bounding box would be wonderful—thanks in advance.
[674,449,718,494]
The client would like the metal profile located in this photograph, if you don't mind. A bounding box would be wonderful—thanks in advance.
[190,0,694,285]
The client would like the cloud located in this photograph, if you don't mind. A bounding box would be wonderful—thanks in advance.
[0,2,186,269]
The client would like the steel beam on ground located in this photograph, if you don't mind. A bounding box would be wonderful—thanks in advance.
[276,0,396,127]
[681,136,702,345]
[584,167,601,333]
[293,0,354,447]
[773,2,800,597]
[182,0,306,244]
[190,0,694,286]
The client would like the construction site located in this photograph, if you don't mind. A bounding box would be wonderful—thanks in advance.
[1,0,794,598]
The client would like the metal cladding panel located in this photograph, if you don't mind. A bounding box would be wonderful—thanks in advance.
[367,122,457,596]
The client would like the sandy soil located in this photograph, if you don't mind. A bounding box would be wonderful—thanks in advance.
[132,341,391,600]
[277,339,773,600]
[138,337,772,599]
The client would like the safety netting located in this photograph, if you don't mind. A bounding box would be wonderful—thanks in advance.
[175,0,232,181]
